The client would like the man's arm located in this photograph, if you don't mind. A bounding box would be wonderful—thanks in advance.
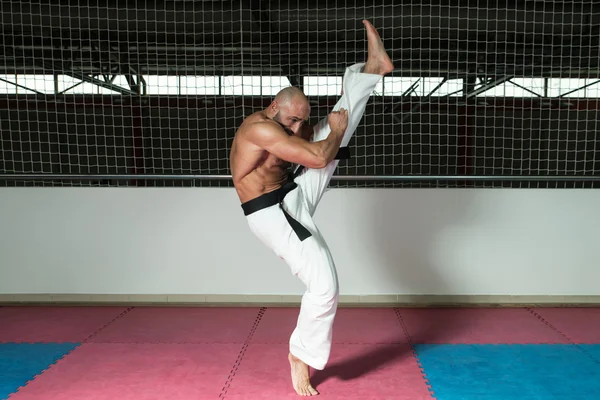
[249,110,348,169]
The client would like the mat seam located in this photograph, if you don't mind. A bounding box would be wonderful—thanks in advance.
[218,307,266,399]
[394,308,437,400]
[526,307,600,364]
[82,307,135,343]
[6,307,135,398]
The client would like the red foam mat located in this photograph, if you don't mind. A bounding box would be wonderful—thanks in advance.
[0,307,130,343]
[251,307,408,344]
[7,343,242,400]
[530,307,600,343]
[397,307,570,344]
[88,307,261,344]
[223,343,431,399]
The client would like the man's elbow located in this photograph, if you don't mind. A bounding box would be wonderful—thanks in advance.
[307,154,328,169]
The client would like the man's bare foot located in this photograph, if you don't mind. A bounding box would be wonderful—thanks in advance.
[362,19,395,76]
[288,353,319,396]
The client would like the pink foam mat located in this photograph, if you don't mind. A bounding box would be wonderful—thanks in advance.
[247,307,301,344]
[530,307,600,343]
[8,342,242,400]
[0,306,130,343]
[397,307,570,344]
[223,343,431,399]
[88,306,261,344]
[251,307,409,344]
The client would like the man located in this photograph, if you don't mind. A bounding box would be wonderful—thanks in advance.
[229,20,394,396]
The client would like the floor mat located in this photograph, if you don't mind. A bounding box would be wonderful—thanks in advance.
[251,307,407,344]
[223,342,431,399]
[88,307,261,344]
[0,342,79,400]
[530,307,600,343]
[0,307,129,343]
[6,342,244,400]
[414,344,600,400]
[398,308,569,344]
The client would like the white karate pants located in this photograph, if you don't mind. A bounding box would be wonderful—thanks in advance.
[246,63,382,370]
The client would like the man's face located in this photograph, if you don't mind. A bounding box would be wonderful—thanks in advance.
[273,97,310,136]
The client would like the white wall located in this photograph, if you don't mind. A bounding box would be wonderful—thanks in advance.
[1,187,599,296]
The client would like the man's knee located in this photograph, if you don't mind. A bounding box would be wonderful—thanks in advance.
[293,237,339,301]
[310,269,339,304]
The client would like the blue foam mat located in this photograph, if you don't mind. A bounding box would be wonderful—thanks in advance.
[579,344,600,363]
[0,342,79,399]
[414,344,600,400]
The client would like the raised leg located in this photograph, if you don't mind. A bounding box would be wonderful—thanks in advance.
[295,20,394,216]
[294,63,381,215]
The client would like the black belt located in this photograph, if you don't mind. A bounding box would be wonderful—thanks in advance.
[241,180,312,241]
[241,146,351,242]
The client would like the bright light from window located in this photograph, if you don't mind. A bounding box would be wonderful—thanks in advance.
[261,76,292,96]
[180,76,220,95]
[221,76,262,95]
[0,74,599,98]
[145,75,179,95]
[549,78,588,97]
[15,75,55,94]
[0,74,16,94]
[304,76,342,96]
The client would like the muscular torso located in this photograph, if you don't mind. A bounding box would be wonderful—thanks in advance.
[230,111,293,203]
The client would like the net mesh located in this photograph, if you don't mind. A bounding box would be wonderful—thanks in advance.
[1,2,599,188]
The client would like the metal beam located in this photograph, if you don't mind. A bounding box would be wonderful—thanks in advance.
[558,79,600,98]
[1,2,598,81]
[0,76,47,96]
[2,44,139,96]
[1,174,599,182]
[56,78,85,94]
[398,78,448,124]
[509,80,543,97]
[466,76,514,98]
[386,79,420,123]
[123,66,141,95]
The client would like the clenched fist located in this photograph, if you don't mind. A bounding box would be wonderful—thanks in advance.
[328,107,349,135]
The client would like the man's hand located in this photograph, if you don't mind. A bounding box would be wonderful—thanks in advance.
[328,108,349,136]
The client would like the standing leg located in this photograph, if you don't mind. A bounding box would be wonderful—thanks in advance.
[287,228,339,372]
[248,187,338,396]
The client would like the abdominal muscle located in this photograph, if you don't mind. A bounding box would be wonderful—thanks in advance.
[234,159,291,203]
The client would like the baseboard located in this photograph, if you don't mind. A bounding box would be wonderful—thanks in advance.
[1,293,599,307]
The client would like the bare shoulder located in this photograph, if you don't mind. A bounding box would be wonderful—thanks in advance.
[238,115,286,147]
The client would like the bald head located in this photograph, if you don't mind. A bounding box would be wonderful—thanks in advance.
[269,86,311,136]
[274,86,307,106]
